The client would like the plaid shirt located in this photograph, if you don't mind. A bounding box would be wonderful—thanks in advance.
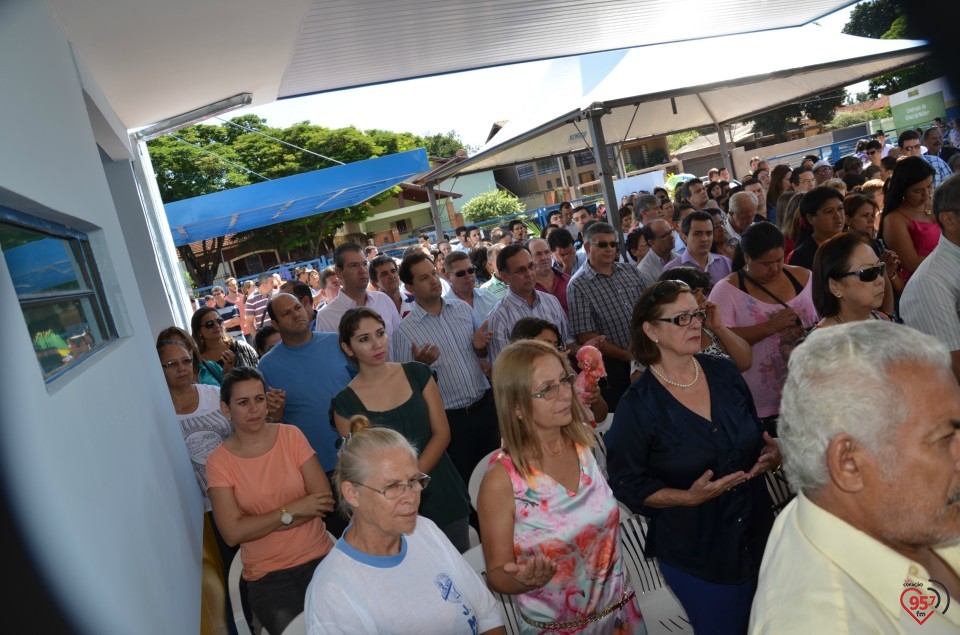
[487,289,572,360]
[923,154,952,191]
[567,260,646,350]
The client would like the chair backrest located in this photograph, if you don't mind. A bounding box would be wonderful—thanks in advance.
[281,612,305,635]
[617,503,665,594]
[468,449,500,511]
[228,550,253,635]
[764,470,795,516]
[461,545,524,635]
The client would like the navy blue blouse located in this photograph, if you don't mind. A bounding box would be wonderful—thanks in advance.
[605,354,774,584]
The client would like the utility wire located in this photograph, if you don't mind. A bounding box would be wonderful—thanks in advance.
[215,116,345,166]
[167,134,272,182]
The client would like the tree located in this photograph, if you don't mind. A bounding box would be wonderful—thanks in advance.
[422,131,467,158]
[747,91,846,142]
[842,1,939,98]
[461,189,525,224]
[148,119,463,286]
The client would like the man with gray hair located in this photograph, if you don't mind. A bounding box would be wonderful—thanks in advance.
[727,190,759,241]
[901,173,960,383]
[632,193,664,227]
[749,321,960,633]
[567,221,646,410]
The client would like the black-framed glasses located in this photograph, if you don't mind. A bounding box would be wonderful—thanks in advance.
[593,240,619,250]
[201,317,224,329]
[352,474,431,500]
[833,262,886,282]
[453,266,478,278]
[530,373,576,400]
[644,279,692,311]
[656,310,708,326]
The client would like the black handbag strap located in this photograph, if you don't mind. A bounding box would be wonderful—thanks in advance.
[738,269,792,311]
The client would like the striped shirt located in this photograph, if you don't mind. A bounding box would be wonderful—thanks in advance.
[487,289,572,361]
[390,298,489,409]
[246,290,274,330]
[900,235,960,352]
[567,261,646,350]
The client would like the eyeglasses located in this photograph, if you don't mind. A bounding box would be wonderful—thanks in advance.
[352,474,431,500]
[453,266,478,278]
[644,279,692,311]
[655,310,708,326]
[903,144,921,152]
[593,240,619,250]
[834,262,887,282]
[161,358,193,370]
[530,373,576,400]
[201,317,224,329]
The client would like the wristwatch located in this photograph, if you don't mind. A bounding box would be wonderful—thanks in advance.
[280,506,293,525]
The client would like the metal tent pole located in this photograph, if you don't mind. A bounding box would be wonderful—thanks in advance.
[426,182,444,241]
[585,108,624,249]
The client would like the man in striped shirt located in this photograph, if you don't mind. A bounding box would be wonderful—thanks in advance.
[901,173,960,383]
[486,244,573,361]
[244,273,276,332]
[391,251,499,484]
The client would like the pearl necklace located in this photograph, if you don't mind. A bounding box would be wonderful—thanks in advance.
[651,358,700,388]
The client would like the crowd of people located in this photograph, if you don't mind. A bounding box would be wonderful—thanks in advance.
[165,123,960,634]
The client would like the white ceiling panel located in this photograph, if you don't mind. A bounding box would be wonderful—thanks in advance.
[46,0,857,130]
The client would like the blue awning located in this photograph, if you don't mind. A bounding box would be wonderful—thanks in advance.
[164,148,430,246]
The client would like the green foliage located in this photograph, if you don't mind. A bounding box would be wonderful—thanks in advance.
[842,0,902,38]
[824,108,891,131]
[148,118,465,286]
[648,148,669,166]
[421,131,467,158]
[668,131,700,153]
[747,91,846,142]
[461,189,525,224]
[842,2,939,99]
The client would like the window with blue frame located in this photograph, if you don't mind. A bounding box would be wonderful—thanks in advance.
[0,207,117,380]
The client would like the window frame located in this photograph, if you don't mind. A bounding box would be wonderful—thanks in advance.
[0,205,118,383]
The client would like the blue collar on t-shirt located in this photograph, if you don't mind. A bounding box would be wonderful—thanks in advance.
[335,530,408,569]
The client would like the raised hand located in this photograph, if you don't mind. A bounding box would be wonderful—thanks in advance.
[747,432,782,478]
[473,320,493,351]
[685,469,748,506]
[502,554,557,590]
[411,341,440,365]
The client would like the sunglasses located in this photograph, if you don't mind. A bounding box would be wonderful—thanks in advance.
[593,240,619,249]
[644,279,692,311]
[453,266,478,278]
[201,317,225,329]
[834,262,886,282]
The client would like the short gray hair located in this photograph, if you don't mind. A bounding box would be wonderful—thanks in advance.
[933,173,960,227]
[635,194,661,215]
[780,322,950,495]
[728,191,757,216]
[584,221,616,243]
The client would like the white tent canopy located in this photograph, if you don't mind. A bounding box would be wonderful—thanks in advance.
[427,24,929,181]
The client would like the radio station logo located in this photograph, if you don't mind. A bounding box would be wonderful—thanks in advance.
[900,579,950,625]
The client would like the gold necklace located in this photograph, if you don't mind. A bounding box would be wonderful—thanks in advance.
[651,358,700,388]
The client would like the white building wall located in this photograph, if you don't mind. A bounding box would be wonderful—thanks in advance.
[0,1,201,633]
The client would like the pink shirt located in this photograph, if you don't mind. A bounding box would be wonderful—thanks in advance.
[207,424,332,580]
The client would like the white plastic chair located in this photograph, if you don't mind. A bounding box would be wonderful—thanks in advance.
[468,449,500,511]
[229,532,335,635]
[281,612,305,635]
[462,545,523,635]
[763,470,795,516]
[617,504,692,634]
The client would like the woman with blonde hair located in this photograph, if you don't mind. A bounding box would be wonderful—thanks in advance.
[477,340,645,633]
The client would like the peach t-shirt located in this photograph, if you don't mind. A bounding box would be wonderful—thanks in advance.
[207,424,332,580]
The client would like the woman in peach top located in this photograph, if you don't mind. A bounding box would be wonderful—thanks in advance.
[207,367,334,634]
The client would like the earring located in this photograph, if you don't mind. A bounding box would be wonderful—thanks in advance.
[835,294,843,299]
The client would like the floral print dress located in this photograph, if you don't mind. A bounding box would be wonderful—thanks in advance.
[495,443,645,634]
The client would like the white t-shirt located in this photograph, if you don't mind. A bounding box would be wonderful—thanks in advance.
[305,517,502,635]
[176,384,232,512]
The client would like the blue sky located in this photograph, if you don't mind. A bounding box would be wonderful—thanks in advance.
[228,4,863,149]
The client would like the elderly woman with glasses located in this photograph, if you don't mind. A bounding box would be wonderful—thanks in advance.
[606,279,779,635]
[304,416,506,635]
[190,305,259,373]
[477,340,646,634]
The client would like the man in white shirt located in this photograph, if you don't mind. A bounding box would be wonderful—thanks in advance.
[442,251,498,323]
[749,321,960,634]
[636,218,676,288]
[314,242,400,335]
